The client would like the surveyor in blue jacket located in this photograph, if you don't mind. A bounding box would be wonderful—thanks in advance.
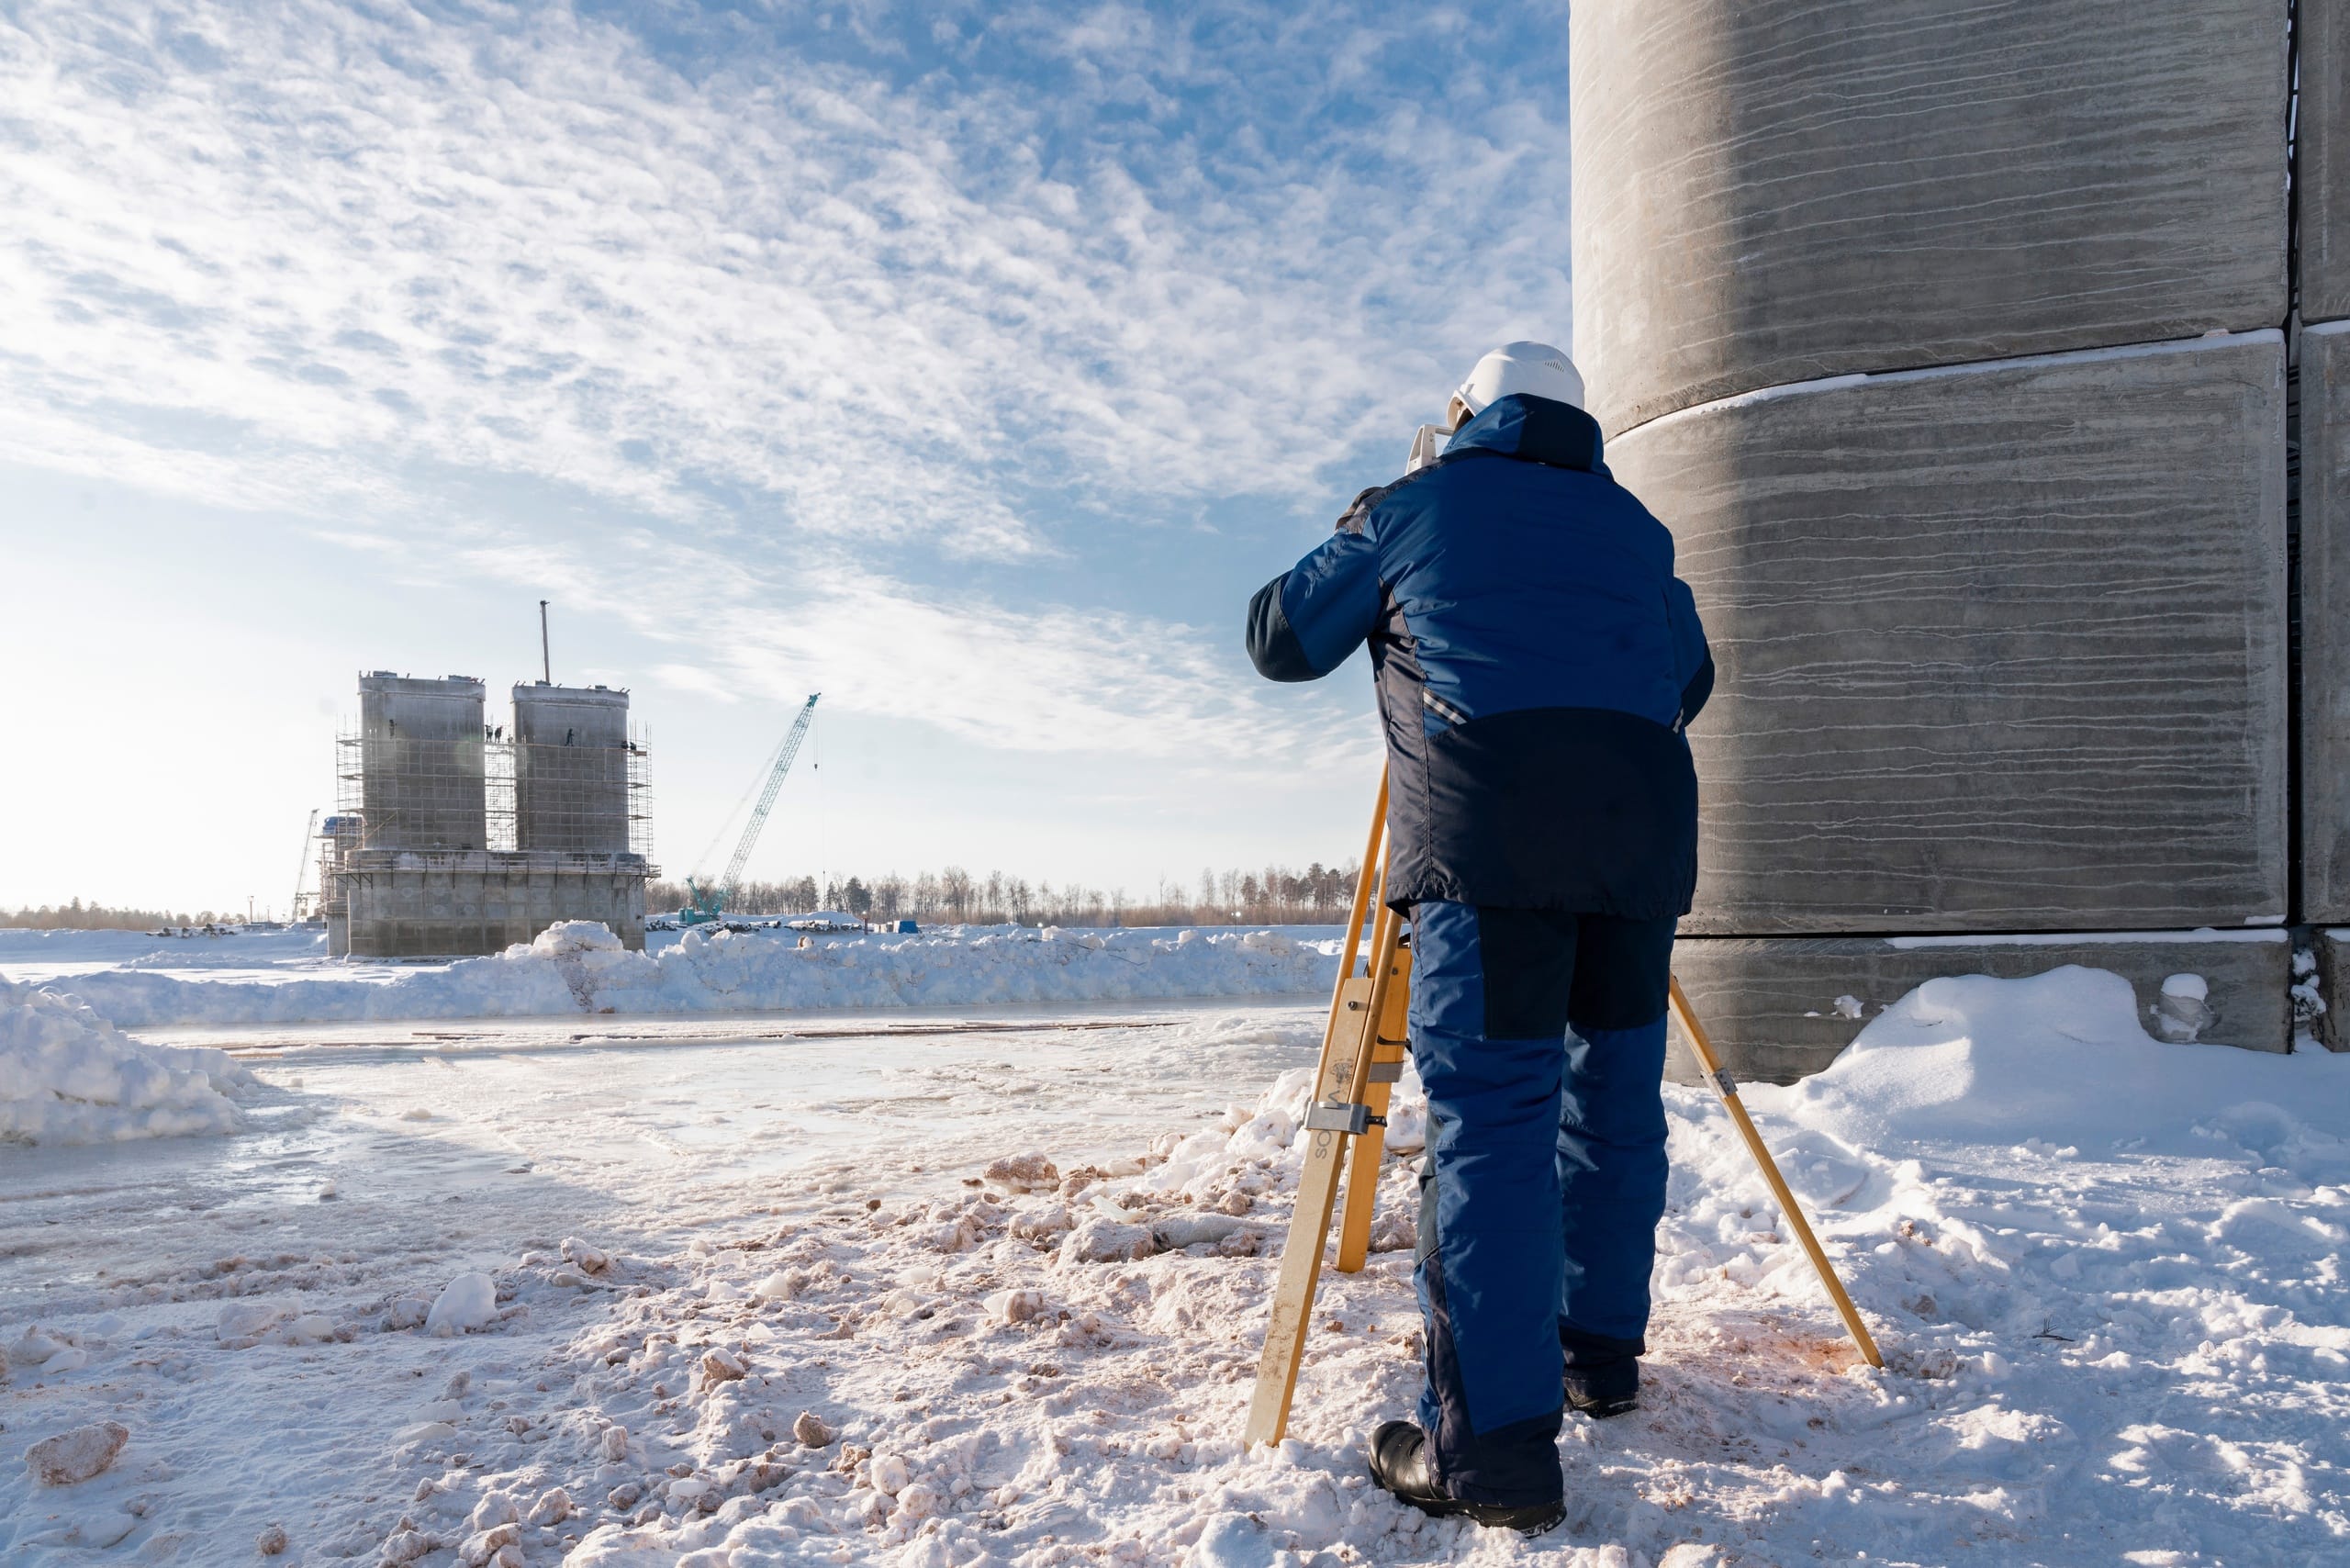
[1246,342,1712,1534]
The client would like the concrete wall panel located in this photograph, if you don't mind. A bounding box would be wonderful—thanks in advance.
[2319,930,2350,1051]
[2304,324,2350,919]
[2304,1,2350,324]
[1570,0,2288,434]
[1667,933,2292,1084]
[1607,333,2288,934]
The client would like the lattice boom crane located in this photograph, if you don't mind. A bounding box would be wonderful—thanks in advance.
[289,808,319,922]
[682,693,820,926]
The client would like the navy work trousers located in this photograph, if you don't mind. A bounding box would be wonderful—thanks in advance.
[1406,901,1675,1506]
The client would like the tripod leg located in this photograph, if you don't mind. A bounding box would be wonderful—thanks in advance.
[1667,977,1883,1368]
[1245,813,1404,1446]
[1334,935,1412,1272]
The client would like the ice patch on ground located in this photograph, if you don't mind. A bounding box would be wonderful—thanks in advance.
[50,924,1341,1029]
[0,980,252,1145]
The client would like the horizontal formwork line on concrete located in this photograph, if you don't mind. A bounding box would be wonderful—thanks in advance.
[1672,925,2292,946]
[1609,326,2285,445]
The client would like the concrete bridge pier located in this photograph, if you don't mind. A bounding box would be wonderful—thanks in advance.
[1567,0,2334,1073]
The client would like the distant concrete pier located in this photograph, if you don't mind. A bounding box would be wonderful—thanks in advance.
[323,673,654,958]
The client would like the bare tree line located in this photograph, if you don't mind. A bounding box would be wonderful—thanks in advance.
[646,863,1364,928]
[2,899,226,931]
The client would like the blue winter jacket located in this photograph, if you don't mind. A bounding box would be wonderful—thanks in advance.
[1247,393,1713,917]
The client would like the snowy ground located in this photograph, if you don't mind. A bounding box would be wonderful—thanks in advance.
[6,969,2350,1566]
[0,924,1344,1030]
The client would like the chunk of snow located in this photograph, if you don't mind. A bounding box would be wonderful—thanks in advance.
[286,1313,336,1343]
[559,1236,611,1272]
[531,920,623,957]
[1063,1217,1156,1263]
[26,1421,129,1485]
[216,1301,287,1345]
[379,1529,439,1564]
[423,1271,498,1336]
[1189,1512,1275,1568]
[1150,1213,1252,1250]
[7,1326,73,1365]
[987,1287,1050,1324]
[983,1151,1059,1190]
[467,1495,519,1531]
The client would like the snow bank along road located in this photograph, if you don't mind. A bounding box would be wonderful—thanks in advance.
[6,974,2350,1564]
[0,923,1345,1030]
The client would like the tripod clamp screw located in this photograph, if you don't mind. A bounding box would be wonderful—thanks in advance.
[1304,1102,1385,1137]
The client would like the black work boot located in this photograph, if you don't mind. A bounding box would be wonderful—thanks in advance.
[1562,1361,1639,1419]
[1561,1326,1643,1419]
[1367,1421,1565,1537]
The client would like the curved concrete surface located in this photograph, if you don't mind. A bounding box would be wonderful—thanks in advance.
[2305,0,2350,325]
[1606,333,2288,935]
[1570,0,2288,435]
[2303,323,2350,921]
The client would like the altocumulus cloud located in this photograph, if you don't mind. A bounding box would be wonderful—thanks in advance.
[0,0,1573,766]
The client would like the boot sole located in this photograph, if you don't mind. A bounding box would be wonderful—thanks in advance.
[1373,1484,1566,1537]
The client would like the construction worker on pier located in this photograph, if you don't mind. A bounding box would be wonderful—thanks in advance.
[1246,342,1713,1533]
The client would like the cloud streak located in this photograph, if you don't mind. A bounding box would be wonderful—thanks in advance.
[0,0,1573,765]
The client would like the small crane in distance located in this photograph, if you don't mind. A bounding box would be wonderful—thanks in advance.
[681,693,821,927]
[289,808,319,922]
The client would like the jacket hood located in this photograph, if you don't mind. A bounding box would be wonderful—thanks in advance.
[1444,393,1603,472]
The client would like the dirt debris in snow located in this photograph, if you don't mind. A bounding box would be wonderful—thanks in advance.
[983,1151,1060,1191]
[25,1421,129,1486]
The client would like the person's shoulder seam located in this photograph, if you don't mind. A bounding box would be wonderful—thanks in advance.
[1335,460,1454,534]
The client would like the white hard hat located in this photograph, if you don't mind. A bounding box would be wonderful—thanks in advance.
[1447,341,1584,428]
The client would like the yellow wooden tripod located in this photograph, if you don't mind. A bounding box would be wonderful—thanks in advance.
[1244,771,1882,1447]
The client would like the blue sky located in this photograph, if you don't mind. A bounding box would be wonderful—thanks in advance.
[0,0,1575,914]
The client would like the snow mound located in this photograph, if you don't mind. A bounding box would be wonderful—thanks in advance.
[0,980,252,1145]
[58,924,1342,1027]
[1769,965,2350,1154]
